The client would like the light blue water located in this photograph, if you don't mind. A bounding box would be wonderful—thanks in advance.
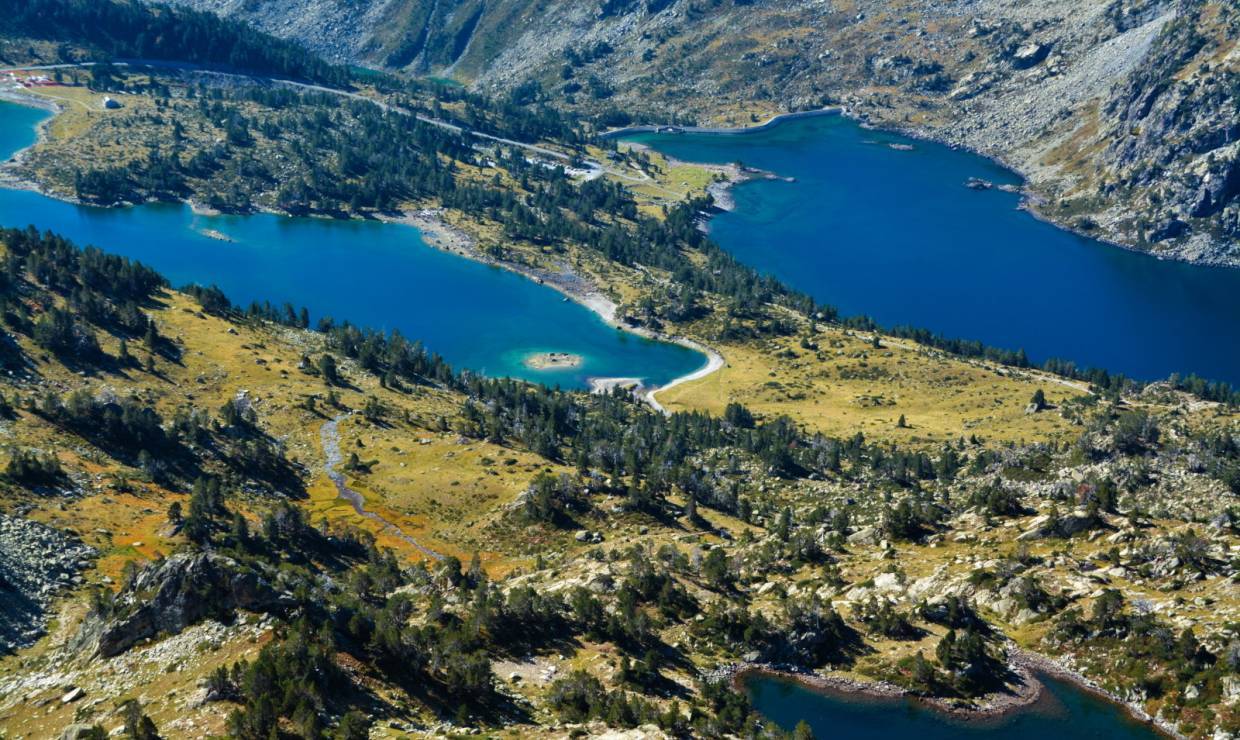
[0,101,704,389]
[626,114,1240,385]
[748,673,1160,739]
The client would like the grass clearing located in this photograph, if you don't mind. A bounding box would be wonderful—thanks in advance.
[656,326,1086,447]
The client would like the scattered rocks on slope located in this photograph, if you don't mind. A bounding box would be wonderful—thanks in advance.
[0,514,95,654]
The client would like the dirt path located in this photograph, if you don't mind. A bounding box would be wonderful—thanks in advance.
[320,414,441,560]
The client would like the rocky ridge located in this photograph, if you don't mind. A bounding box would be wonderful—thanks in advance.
[71,552,293,658]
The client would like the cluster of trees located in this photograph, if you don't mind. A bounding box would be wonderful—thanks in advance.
[2,226,164,365]
[1,0,347,85]
[547,669,699,734]
[968,482,1026,518]
[220,622,356,740]
[71,83,476,214]
[4,448,64,487]
[933,627,1003,695]
[1052,589,1232,710]
[0,228,313,492]
[855,597,920,640]
[148,505,761,737]
[34,389,172,462]
[693,595,860,669]
[75,148,189,205]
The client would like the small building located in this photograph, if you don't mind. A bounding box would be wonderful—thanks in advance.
[102,96,122,110]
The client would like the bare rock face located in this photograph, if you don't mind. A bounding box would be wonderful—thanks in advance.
[1097,0,1240,260]
[72,552,292,658]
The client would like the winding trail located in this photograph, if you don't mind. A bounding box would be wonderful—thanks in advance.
[320,413,441,560]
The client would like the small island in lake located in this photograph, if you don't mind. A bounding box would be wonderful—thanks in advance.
[524,351,583,370]
[198,228,234,242]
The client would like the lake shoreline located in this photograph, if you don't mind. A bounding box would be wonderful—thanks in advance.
[615,104,1232,271]
[1010,648,1181,739]
[601,107,844,139]
[0,97,719,402]
[0,91,73,201]
[376,209,723,408]
[726,648,1180,738]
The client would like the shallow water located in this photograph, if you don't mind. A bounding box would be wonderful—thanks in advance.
[0,101,704,390]
[626,115,1240,385]
[747,673,1160,739]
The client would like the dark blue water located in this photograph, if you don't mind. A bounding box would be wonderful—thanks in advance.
[748,674,1160,739]
[626,115,1240,385]
[0,101,704,389]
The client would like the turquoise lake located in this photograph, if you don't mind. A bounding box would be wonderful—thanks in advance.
[0,101,705,390]
[626,114,1240,386]
[748,674,1160,739]
[0,97,1173,739]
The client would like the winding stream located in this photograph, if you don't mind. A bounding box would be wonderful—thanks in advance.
[320,414,441,560]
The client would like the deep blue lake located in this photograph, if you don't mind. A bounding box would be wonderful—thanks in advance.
[748,674,1160,739]
[0,101,704,390]
[626,114,1240,385]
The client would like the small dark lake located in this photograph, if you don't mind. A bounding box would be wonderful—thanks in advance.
[747,673,1161,739]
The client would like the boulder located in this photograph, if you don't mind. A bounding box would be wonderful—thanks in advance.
[1013,608,1041,626]
[1222,675,1240,702]
[872,572,902,593]
[59,724,101,740]
[1012,42,1050,69]
[847,525,879,545]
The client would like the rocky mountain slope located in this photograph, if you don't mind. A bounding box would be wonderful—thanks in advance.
[0,5,1237,737]
[171,0,1240,266]
[1,228,1237,739]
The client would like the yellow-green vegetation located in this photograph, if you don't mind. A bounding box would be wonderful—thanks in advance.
[0,284,531,573]
[602,142,727,215]
[0,49,1237,740]
[0,216,1237,740]
[656,326,1087,447]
